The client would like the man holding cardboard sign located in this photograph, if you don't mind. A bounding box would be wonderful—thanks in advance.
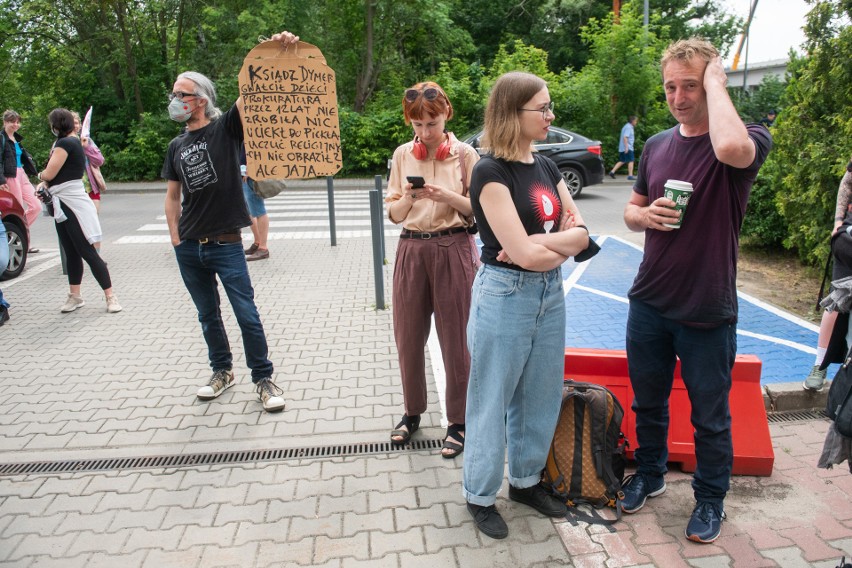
[162,31,298,414]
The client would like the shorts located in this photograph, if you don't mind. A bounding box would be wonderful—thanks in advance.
[242,180,267,218]
[619,150,635,163]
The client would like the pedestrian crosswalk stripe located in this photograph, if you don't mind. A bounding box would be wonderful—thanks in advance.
[118,190,396,244]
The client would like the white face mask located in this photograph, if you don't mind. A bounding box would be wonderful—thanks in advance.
[168,97,194,122]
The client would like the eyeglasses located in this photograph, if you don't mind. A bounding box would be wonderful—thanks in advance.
[168,91,199,101]
[518,101,554,118]
[405,87,441,102]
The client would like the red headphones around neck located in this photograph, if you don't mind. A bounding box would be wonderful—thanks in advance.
[412,135,452,161]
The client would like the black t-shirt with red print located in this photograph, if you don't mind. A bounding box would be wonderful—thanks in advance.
[470,153,563,271]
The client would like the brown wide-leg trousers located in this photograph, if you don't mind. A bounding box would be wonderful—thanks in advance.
[392,231,477,424]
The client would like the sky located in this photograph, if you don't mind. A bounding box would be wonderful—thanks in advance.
[720,0,810,66]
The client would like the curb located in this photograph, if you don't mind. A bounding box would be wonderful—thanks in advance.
[765,381,828,412]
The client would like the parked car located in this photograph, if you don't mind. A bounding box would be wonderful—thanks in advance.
[0,189,29,280]
[462,125,605,197]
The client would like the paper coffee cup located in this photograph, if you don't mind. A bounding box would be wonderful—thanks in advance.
[662,179,694,229]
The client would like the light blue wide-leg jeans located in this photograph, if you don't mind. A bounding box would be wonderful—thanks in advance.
[462,264,565,507]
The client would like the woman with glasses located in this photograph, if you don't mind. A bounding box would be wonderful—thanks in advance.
[462,72,591,539]
[385,81,479,458]
[35,108,122,314]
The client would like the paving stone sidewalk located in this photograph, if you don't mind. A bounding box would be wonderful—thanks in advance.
[1,214,850,567]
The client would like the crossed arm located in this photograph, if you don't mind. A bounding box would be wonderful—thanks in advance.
[483,178,589,272]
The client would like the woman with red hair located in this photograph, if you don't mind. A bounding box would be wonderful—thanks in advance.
[385,82,479,458]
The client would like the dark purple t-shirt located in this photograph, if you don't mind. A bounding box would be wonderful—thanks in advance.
[628,124,772,324]
[470,153,563,271]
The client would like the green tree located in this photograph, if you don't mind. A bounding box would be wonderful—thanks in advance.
[753,1,852,266]
[559,3,668,161]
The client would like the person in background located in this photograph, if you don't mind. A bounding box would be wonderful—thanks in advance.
[803,157,852,391]
[759,110,777,128]
[240,146,270,261]
[162,31,298,414]
[621,38,771,544]
[463,71,591,539]
[0,218,9,325]
[71,111,106,251]
[1,110,41,252]
[609,115,638,181]
[385,81,479,458]
[36,108,122,314]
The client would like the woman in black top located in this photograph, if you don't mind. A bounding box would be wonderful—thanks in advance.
[35,108,121,314]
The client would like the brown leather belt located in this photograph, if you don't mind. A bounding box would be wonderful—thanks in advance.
[196,232,242,245]
[400,227,467,240]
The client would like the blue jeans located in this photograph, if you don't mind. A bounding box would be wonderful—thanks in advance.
[174,240,273,382]
[625,299,735,505]
[463,264,565,507]
[242,180,267,218]
[0,221,8,309]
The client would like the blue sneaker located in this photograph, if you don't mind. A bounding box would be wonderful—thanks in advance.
[621,473,666,513]
[627,175,636,181]
[685,501,726,543]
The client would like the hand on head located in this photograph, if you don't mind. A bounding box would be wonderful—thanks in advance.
[703,56,728,90]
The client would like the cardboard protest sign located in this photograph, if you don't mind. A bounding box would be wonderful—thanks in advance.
[238,40,342,180]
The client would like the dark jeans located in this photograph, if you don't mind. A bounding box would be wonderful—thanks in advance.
[625,299,735,505]
[174,239,273,382]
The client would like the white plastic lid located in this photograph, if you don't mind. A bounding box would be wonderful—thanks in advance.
[664,179,693,191]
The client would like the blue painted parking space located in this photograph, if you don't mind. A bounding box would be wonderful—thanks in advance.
[560,235,823,386]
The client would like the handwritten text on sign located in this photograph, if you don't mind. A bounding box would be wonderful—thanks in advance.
[239,43,342,180]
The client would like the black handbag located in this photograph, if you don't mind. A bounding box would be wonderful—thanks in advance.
[22,150,38,177]
[827,346,852,437]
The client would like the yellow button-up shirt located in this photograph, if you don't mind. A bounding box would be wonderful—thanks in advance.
[385,132,479,231]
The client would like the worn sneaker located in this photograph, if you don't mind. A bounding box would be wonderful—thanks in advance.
[803,365,827,391]
[0,306,9,326]
[467,502,508,539]
[197,369,235,400]
[60,294,85,313]
[256,378,286,412]
[509,484,567,517]
[608,171,617,179]
[244,243,259,255]
[621,473,666,513]
[627,175,636,181]
[685,501,726,543]
[105,294,122,313]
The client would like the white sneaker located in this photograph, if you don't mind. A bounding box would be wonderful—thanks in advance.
[197,369,235,400]
[106,295,122,313]
[256,378,286,412]
[60,294,85,313]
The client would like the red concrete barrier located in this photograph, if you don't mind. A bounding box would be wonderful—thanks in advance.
[564,348,774,476]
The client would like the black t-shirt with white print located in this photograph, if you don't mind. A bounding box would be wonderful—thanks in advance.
[470,153,563,271]
[161,104,251,241]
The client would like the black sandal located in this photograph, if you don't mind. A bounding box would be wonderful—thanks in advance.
[441,423,465,458]
[390,414,421,445]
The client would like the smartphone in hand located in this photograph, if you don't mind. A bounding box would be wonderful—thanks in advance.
[406,176,425,189]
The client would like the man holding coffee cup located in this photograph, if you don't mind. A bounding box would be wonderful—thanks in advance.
[621,39,773,544]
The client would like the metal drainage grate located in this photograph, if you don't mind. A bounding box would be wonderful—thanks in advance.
[766,409,828,423]
[0,438,444,477]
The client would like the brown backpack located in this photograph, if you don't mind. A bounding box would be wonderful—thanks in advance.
[542,381,628,524]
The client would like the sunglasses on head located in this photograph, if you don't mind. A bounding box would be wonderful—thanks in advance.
[405,87,440,102]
